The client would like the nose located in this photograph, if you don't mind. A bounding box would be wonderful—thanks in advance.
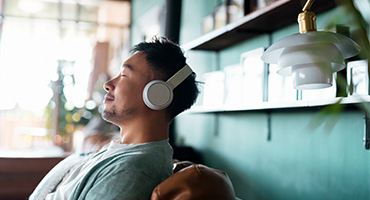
[104,79,114,92]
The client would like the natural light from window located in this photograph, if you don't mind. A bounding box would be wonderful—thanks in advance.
[0,0,130,157]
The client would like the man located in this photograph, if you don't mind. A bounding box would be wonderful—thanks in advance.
[30,37,199,200]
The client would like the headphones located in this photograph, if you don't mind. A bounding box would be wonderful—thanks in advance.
[143,64,193,110]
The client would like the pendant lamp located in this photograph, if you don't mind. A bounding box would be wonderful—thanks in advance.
[261,0,361,90]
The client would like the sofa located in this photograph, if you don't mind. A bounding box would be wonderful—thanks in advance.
[151,161,236,200]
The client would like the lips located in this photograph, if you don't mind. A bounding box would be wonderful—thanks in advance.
[104,94,114,102]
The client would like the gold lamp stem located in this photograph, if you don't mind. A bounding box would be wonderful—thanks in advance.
[298,0,317,34]
[302,0,315,11]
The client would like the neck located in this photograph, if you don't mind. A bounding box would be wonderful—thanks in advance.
[118,112,169,144]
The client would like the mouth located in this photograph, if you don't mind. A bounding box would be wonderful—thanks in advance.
[104,94,115,102]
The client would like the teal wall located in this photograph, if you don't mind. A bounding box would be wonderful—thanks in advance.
[176,110,369,200]
[130,0,165,45]
[131,1,370,199]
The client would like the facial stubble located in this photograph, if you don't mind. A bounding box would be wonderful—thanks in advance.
[102,104,135,124]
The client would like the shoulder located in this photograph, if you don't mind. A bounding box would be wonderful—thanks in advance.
[99,141,173,178]
[111,140,173,165]
[106,145,172,172]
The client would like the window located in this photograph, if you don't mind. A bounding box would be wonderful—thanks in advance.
[0,0,130,156]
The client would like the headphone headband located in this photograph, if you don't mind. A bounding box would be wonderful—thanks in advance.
[166,64,193,89]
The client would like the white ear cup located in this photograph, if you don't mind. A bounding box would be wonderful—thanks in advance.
[143,64,193,110]
[143,80,173,110]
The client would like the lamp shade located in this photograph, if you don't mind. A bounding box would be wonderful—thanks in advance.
[261,31,361,89]
[277,43,345,75]
[291,63,333,89]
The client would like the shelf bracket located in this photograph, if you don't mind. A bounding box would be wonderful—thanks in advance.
[364,113,370,150]
[267,112,271,141]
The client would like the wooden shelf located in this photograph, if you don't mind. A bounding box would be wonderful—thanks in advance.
[181,0,337,51]
[185,96,370,114]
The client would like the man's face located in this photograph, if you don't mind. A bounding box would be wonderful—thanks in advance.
[102,52,154,124]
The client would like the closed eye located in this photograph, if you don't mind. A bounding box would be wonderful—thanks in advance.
[120,66,129,77]
[120,70,127,77]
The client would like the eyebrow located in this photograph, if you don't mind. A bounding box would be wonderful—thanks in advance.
[121,64,134,71]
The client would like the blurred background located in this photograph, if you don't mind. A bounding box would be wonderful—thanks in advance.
[0,0,130,156]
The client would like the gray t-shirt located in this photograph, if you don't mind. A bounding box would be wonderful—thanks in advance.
[30,139,173,200]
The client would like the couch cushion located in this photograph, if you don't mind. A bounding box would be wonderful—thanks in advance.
[151,163,235,200]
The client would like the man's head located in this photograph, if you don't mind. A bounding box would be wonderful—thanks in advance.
[103,37,199,124]
[131,37,199,119]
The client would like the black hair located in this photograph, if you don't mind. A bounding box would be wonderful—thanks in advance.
[131,37,199,119]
